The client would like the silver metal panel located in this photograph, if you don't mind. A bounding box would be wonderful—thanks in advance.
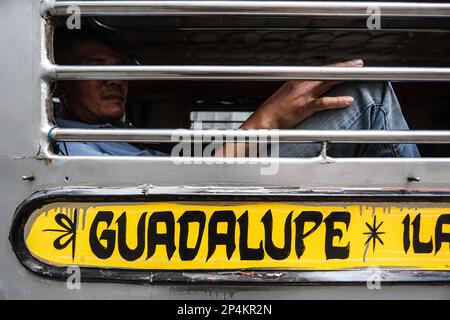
[3,157,450,299]
[28,154,450,189]
[0,1,38,157]
[47,65,450,81]
[45,1,450,18]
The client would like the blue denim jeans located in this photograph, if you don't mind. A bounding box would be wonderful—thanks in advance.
[279,81,420,157]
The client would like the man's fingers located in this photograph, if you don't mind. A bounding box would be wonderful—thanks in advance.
[312,59,364,96]
[313,80,342,97]
[311,96,354,111]
[289,59,364,99]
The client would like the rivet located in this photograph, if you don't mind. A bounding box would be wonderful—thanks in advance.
[22,175,35,181]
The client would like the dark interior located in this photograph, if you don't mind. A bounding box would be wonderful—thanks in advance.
[53,14,450,156]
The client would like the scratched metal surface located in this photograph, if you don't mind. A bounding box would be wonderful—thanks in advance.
[0,0,449,299]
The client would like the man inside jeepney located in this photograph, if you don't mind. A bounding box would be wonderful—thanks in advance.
[53,27,419,158]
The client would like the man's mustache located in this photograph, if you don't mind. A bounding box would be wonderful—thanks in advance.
[101,88,126,100]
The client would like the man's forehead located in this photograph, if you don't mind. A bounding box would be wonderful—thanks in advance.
[69,40,122,64]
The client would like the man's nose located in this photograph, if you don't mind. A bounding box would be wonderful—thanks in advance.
[105,79,127,92]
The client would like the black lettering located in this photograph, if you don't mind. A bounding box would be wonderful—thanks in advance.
[402,214,411,253]
[324,211,350,260]
[116,212,147,261]
[237,211,264,260]
[294,211,323,259]
[146,211,176,260]
[177,210,206,261]
[412,214,433,254]
[262,210,292,260]
[435,214,450,254]
[89,211,116,259]
[207,210,236,261]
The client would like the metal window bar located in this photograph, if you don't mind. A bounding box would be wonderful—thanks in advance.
[42,1,450,18]
[50,129,450,144]
[40,1,450,148]
[45,65,450,82]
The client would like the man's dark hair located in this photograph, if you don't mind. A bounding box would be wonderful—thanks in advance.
[53,27,121,65]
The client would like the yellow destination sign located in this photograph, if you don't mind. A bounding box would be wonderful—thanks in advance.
[25,201,450,270]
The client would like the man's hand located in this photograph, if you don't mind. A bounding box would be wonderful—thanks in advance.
[240,59,364,130]
[214,59,364,157]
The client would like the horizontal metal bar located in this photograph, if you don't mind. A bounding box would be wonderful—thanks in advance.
[50,128,450,144]
[45,1,450,18]
[46,65,450,81]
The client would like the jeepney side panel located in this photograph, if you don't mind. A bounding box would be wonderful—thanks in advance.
[0,0,449,299]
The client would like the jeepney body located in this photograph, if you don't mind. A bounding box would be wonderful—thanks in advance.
[1,0,450,299]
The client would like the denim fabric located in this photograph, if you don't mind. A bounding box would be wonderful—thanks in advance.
[279,81,420,158]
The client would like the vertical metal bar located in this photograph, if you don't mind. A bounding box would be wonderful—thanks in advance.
[39,17,55,158]
[320,141,328,158]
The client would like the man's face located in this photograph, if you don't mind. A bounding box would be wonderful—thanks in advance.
[61,40,128,124]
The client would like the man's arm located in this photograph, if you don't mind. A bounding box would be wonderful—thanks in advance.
[215,59,364,157]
